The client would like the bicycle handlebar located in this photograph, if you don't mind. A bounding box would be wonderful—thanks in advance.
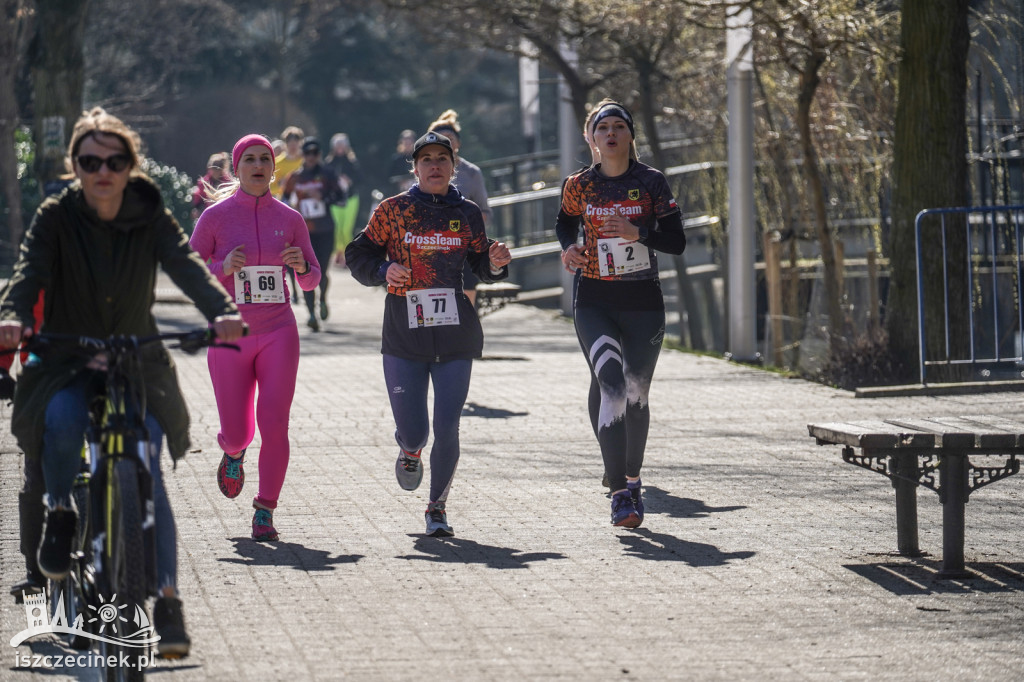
[1,328,244,359]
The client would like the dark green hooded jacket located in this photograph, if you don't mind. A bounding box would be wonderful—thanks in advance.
[0,176,237,462]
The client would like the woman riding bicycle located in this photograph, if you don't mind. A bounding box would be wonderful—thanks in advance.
[0,107,245,658]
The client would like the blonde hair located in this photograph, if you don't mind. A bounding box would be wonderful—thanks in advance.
[66,107,144,175]
[427,110,465,172]
[207,152,229,170]
[428,109,462,138]
[583,98,639,162]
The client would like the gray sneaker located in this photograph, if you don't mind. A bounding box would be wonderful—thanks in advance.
[395,449,423,491]
[425,501,454,537]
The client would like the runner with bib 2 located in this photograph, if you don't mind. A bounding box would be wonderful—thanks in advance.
[556,99,686,529]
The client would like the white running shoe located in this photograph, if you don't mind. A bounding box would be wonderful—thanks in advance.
[425,501,454,537]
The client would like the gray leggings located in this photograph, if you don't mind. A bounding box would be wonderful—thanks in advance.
[574,305,665,492]
[382,354,473,503]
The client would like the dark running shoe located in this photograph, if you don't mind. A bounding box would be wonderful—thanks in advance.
[217,451,245,499]
[627,478,644,523]
[153,596,191,659]
[10,574,45,604]
[610,490,640,528]
[307,315,320,332]
[395,448,423,491]
[320,299,329,321]
[37,507,77,580]
[425,501,454,537]
[252,508,279,542]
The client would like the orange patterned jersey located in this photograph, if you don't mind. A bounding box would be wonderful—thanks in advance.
[361,192,490,296]
[559,161,679,281]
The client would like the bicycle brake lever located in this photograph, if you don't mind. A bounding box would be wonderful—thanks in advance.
[176,329,215,355]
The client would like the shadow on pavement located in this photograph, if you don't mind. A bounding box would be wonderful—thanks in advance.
[397,536,565,569]
[845,560,1024,595]
[641,486,747,519]
[461,401,529,419]
[618,527,756,565]
[219,537,364,570]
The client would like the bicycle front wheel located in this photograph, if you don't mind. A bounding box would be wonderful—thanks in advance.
[97,458,149,682]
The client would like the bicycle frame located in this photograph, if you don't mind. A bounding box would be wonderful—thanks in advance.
[87,341,159,603]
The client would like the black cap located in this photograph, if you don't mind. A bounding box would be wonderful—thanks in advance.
[411,131,453,159]
[301,136,321,153]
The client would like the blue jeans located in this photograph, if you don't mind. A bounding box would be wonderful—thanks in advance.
[41,370,178,591]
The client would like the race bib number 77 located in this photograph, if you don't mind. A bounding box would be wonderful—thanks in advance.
[406,288,459,328]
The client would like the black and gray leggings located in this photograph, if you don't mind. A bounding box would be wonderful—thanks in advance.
[574,304,665,492]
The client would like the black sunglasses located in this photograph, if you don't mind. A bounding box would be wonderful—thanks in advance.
[76,154,132,173]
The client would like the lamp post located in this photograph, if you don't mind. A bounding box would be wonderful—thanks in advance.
[726,7,758,362]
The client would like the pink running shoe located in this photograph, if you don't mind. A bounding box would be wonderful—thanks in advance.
[217,451,245,499]
[252,508,279,542]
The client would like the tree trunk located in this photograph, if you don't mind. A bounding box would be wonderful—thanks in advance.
[795,52,844,339]
[887,0,970,382]
[635,56,705,349]
[0,0,26,260]
[755,68,803,361]
[31,0,90,194]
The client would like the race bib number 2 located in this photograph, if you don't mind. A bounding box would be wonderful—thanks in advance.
[234,266,285,304]
[597,238,651,277]
[406,288,460,328]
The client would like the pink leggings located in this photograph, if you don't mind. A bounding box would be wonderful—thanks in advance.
[208,323,300,509]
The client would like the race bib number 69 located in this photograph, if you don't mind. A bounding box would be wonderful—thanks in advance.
[234,266,285,304]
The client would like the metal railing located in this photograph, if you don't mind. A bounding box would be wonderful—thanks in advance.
[915,205,1024,384]
[487,160,726,250]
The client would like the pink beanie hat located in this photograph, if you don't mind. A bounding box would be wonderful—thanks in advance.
[232,134,275,173]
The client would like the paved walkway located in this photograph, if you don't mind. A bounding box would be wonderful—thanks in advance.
[2,266,1023,681]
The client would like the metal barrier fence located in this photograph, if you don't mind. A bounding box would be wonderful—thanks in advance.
[915,205,1024,384]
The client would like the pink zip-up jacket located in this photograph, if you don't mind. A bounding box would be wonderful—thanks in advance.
[190,189,321,335]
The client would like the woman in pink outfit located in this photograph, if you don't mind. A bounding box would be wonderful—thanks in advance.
[190,134,322,541]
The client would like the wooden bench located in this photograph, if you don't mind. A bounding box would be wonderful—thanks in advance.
[474,282,521,317]
[808,416,1023,577]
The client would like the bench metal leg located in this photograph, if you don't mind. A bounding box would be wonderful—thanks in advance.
[937,453,970,578]
[891,453,923,557]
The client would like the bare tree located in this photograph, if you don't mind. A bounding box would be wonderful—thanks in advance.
[746,0,899,340]
[30,0,90,191]
[0,0,32,258]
